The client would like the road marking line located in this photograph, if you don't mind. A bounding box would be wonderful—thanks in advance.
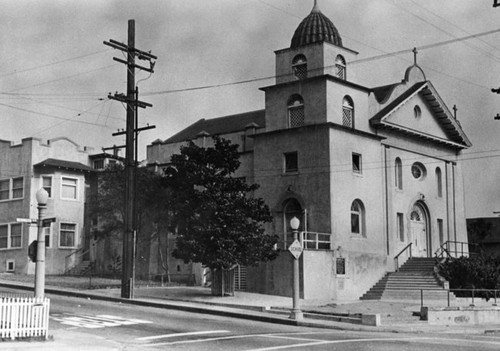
[246,337,427,351]
[141,334,260,347]
[262,334,328,342]
[136,330,229,341]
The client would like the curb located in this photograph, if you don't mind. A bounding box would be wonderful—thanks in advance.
[0,281,492,334]
[0,281,385,332]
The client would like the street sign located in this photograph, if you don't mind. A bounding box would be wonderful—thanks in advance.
[288,239,303,259]
[42,217,56,225]
[17,218,36,223]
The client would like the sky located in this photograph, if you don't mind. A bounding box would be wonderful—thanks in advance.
[1,0,500,218]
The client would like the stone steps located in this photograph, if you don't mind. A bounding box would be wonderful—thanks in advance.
[360,257,453,301]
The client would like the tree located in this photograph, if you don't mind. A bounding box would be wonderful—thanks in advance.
[165,136,278,280]
[90,163,172,277]
[439,254,500,299]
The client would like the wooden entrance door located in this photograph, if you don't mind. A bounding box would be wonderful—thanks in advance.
[410,205,428,257]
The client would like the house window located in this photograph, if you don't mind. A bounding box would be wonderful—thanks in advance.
[342,96,354,128]
[43,222,52,248]
[352,153,362,174]
[6,260,15,272]
[292,54,307,80]
[93,159,105,170]
[0,223,22,249]
[438,219,444,245]
[397,213,404,242]
[336,257,346,275]
[42,176,53,198]
[12,177,23,199]
[10,223,22,248]
[436,167,443,197]
[351,199,366,236]
[284,152,298,173]
[288,95,304,128]
[60,223,76,248]
[411,162,426,180]
[0,177,24,201]
[395,158,403,190]
[61,177,78,200]
[0,180,9,200]
[335,55,346,80]
[0,225,7,249]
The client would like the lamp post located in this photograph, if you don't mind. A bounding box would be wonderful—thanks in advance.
[289,216,303,320]
[35,188,48,298]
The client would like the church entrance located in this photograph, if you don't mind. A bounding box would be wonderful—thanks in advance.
[410,202,430,257]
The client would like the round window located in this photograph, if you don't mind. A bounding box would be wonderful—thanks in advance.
[411,162,426,180]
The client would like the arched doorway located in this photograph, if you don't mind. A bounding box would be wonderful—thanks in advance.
[410,202,430,257]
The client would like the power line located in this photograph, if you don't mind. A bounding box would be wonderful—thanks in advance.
[142,27,500,97]
[383,0,500,63]
[0,49,111,78]
[0,101,118,129]
[408,0,500,54]
[2,64,118,93]
[31,99,112,137]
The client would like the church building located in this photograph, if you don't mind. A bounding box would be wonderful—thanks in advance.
[147,2,471,300]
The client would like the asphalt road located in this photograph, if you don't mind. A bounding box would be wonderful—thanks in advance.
[3,288,500,350]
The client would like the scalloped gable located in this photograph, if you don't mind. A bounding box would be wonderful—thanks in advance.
[370,81,471,148]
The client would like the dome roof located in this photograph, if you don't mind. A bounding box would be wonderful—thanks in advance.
[290,2,342,49]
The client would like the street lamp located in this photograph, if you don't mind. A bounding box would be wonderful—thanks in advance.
[289,216,303,320]
[35,188,48,298]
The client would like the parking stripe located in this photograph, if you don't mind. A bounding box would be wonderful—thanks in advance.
[136,330,229,341]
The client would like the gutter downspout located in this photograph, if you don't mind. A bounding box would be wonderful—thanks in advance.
[384,146,390,255]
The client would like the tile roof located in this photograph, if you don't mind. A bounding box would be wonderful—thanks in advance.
[163,110,266,144]
[33,158,93,172]
[371,83,400,103]
[370,82,427,124]
[291,3,342,49]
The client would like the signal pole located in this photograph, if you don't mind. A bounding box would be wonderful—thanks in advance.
[104,19,156,299]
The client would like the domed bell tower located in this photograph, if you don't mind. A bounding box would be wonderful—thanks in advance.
[275,0,358,85]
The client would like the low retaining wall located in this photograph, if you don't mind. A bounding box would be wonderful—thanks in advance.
[421,306,500,325]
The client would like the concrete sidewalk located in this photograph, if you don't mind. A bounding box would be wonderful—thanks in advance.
[2,280,500,350]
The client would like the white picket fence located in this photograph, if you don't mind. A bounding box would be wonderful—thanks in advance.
[0,296,50,340]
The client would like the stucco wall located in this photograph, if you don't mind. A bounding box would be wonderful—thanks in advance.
[0,139,33,274]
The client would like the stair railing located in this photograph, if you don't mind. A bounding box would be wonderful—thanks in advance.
[64,247,91,274]
[434,241,479,258]
[394,242,412,272]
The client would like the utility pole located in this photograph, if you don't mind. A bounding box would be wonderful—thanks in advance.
[104,19,157,299]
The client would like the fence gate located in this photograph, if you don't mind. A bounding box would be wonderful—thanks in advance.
[234,265,247,291]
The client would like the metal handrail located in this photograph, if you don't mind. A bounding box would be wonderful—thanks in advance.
[64,247,91,273]
[394,242,412,272]
[434,240,479,258]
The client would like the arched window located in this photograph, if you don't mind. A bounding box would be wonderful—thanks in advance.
[335,55,346,80]
[351,199,366,236]
[342,96,354,128]
[288,95,305,128]
[436,167,443,197]
[292,54,307,80]
[395,157,403,190]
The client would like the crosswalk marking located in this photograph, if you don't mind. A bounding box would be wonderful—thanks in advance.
[136,330,229,341]
[51,313,152,329]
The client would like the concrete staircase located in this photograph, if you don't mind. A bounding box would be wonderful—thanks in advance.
[65,260,94,275]
[360,257,453,301]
